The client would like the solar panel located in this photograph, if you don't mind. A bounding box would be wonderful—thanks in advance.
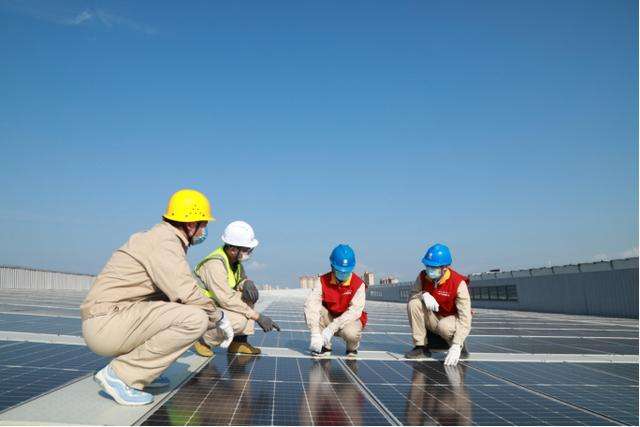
[0,341,108,413]
[141,356,392,426]
[470,361,639,425]
[0,365,87,413]
[0,341,108,371]
[0,314,82,336]
[465,336,639,354]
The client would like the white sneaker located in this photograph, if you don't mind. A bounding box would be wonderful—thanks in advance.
[94,365,154,406]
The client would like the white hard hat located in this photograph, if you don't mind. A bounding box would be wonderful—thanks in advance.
[221,220,259,249]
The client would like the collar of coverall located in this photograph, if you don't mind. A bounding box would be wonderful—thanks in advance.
[164,221,190,247]
[434,267,451,287]
[330,272,352,287]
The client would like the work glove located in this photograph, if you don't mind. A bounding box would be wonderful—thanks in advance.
[422,292,439,312]
[218,313,234,349]
[309,332,323,353]
[241,280,259,305]
[321,327,334,348]
[256,314,281,332]
[443,364,462,388]
[444,343,462,366]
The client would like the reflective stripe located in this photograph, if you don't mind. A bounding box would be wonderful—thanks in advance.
[194,246,244,301]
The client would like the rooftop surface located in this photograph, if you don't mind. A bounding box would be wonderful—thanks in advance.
[0,288,637,426]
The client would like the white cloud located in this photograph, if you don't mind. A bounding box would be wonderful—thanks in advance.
[0,2,156,35]
[92,9,157,35]
[592,246,639,262]
[66,10,92,25]
[245,261,267,271]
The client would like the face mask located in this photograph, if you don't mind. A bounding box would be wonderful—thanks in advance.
[191,227,208,246]
[426,267,442,281]
[238,252,251,262]
[334,269,352,282]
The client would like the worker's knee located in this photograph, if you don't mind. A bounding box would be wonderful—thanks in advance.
[183,307,209,337]
[408,298,423,315]
[435,324,455,341]
[341,324,362,343]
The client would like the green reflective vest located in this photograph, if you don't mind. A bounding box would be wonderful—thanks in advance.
[194,246,244,300]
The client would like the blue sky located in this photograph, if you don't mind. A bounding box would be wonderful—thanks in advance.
[0,0,637,287]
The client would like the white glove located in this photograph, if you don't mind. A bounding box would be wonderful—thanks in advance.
[422,292,439,312]
[218,314,234,349]
[309,333,323,353]
[321,327,334,348]
[444,344,462,366]
[444,364,462,387]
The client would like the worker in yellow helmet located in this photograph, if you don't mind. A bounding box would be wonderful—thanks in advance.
[81,189,233,406]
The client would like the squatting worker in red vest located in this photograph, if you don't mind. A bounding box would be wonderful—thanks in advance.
[304,244,368,358]
[405,243,472,365]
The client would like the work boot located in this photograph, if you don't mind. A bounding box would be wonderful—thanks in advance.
[404,346,431,359]
[193,340,214,357]
[228,336,261,354]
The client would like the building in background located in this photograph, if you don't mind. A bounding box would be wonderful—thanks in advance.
[379,275,399,286]
[366,258,639,318]
[363,271,375,286]
[299,275,321,289]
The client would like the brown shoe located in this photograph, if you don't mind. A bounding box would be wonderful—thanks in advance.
[227,341,261,355]
[193,341,214,357]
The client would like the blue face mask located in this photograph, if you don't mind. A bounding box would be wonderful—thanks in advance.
[333,269,352,282]
[191,227,208,246]
[426,267,442,281]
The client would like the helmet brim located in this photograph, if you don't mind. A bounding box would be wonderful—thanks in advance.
[163,214,214,222]
[422,257,449,268]
[331,263,354,273]
[221,236,259,249]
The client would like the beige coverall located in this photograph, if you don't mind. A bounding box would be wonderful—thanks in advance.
[304,275,366,352]
[81,222,222,389]
[407,270,472,346]
[197,258,256,346]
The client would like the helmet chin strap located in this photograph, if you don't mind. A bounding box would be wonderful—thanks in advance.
[183,223,201,246]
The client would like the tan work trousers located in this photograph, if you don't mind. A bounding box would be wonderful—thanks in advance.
[202,309,255,347]
[82,301,209,389]
[407,298,456,346]
[314,306,363,352]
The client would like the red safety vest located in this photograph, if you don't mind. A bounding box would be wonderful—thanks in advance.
[320,272,368,328]
[420,268,469,318]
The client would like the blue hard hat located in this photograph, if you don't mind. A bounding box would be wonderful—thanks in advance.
[422,243,452,267]
[330,244,356,272]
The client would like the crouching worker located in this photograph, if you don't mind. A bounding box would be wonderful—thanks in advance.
[192,221,280,357]
[81,189,232,406]
[405,243,471,365]
[304,244,368,358]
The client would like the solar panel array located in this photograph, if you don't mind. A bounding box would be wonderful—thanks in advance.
[0,288,637,425]
[141,295,638,426]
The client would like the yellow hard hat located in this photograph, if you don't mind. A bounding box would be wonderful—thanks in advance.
[163,189,214,222]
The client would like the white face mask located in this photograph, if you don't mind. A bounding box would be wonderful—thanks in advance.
[238,252,251,262]
[426,267,442,281]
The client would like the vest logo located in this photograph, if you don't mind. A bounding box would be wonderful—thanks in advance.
[343,290,352,295]
[435,290,450,297]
